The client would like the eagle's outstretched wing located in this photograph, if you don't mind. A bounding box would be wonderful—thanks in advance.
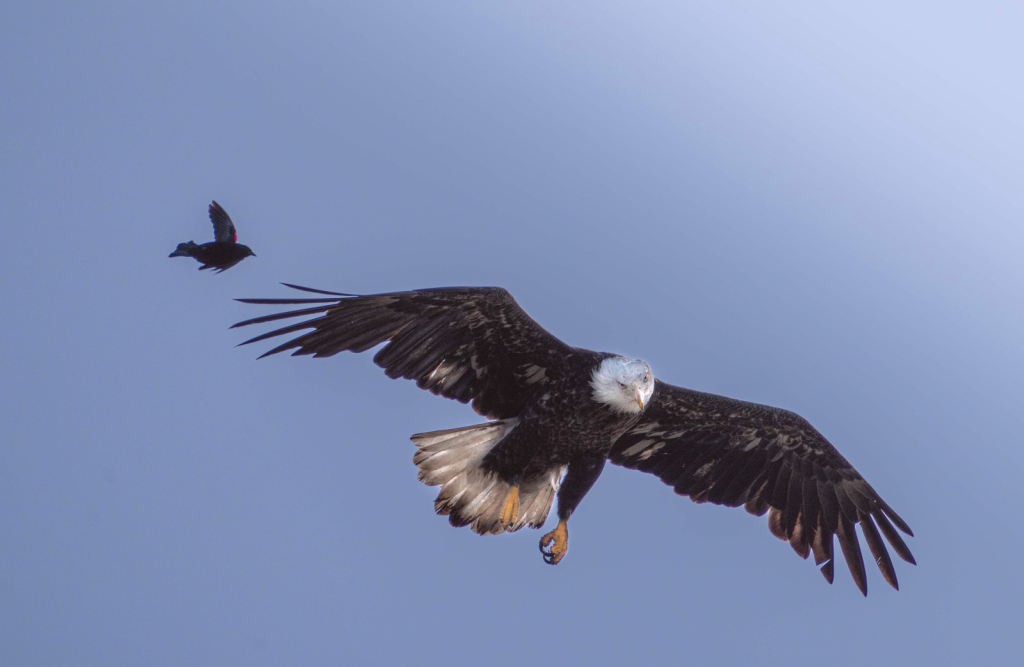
[233,284,588,420]
[209,201,237,243]
[609,380,915,595]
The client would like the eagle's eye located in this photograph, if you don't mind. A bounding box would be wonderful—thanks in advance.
[618,382,626,389]
[644,372,650,382]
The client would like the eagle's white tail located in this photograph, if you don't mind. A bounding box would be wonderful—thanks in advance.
[411,419,562,535]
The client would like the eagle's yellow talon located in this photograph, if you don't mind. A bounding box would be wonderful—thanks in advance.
[539,519,569,565]
[499,486,520,529]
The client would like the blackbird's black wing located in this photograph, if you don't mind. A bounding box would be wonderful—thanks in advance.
[233,284,594,420]
[209,201,237,243]
[609,380,915,595]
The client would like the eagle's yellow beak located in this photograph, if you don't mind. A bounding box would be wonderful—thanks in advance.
[635,386,645,410]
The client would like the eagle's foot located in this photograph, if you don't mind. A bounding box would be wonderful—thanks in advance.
[539,519,569,565]
[499,486,520,530]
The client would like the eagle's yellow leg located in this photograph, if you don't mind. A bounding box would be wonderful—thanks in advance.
[539,519,569,565]
[499,486,520,529]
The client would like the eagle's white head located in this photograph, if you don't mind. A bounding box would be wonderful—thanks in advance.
[591,356,655,414]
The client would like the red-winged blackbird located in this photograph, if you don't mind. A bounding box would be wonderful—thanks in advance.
[170,201,256,273]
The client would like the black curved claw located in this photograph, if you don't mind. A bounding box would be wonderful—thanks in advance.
[540,541,558,565]
[538,523,568,565]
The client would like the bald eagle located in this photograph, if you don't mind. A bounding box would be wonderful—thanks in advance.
[233,284,915,595]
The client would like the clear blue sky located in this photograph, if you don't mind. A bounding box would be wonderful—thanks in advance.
[2,2,1022,665]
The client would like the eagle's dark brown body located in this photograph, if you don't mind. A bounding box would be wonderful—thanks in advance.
[483,354,637,473]
[478,355,648,546]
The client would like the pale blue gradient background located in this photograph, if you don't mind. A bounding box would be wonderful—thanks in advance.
[2,2,1022,665]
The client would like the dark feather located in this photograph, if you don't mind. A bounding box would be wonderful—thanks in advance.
[280,282,351,296]
[771,464,793,509]
[690,447,749,503]
[235,298,341,307]
[744,486,771,517]
[752,461,783,511]
[712,450,767,507]
[784,466,803,538]
[237,319,322,348]
[820,558,835,584]
[859,511,898,590]
[836,513,868,596]
[768,508,787,541]
[834,483,861,523]
[873,510,917,565]
[876,497,915,536]
[816,478,840,534]
[843,479,875,514]
[811,512,830,565]
[209,201,237,243]
[789,512,810,560]
[801,477,820,546]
